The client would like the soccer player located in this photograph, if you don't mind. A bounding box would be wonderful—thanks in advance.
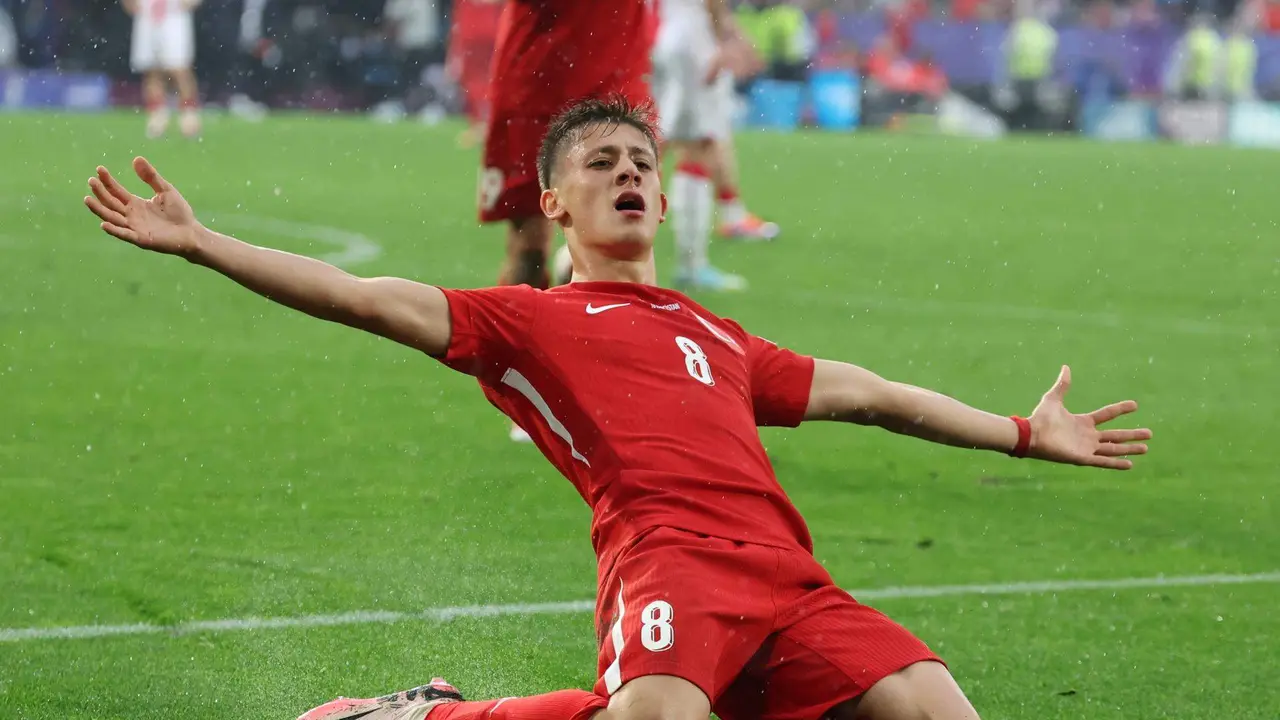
[652,0,762,290]
[83,97,1151,720]
[123,0,203,139]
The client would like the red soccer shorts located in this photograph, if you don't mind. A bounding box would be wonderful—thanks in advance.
[477,79,652,224]
[592,528,943,720]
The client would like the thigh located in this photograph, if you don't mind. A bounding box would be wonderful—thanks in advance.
[717,548,944,720]
[716,596,943,720]
[592,528,779,705]
[830,660,979,720]
[652,50,695,140]
[479,112,547,222]
[607,674,710,720]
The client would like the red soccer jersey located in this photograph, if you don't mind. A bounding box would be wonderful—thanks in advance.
[435,281,816,569]
[489,0,655,115]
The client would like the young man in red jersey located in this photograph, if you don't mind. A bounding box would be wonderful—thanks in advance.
[83,97,1151,720]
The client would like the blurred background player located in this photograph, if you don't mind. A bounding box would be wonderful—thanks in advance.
[447,0,501,148]
[124,0,202,138]
[478,0,653,441]
[653,0,769,291]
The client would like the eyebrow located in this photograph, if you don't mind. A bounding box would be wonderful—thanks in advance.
[590,143,655,160]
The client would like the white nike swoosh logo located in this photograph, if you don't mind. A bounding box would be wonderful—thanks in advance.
[585,302,631,315]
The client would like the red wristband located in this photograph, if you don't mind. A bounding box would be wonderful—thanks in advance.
[1009,416,1032,458]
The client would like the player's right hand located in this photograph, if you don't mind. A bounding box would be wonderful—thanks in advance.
[84,158,201,258]
[706,36,763,84]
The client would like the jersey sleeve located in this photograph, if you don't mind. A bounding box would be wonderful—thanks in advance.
[434,285,540,379]
[746,334,816,428]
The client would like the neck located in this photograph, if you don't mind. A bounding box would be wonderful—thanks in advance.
[571,245,657,285]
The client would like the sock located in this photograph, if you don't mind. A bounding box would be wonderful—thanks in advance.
[180,97,200,112]
[717,186,747,226]
[428,690,606,720]
[672,162,713,275]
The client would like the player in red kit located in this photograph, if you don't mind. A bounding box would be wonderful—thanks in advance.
[446,0,502,147]
[83,97,1152,720]
[478,0,653,295]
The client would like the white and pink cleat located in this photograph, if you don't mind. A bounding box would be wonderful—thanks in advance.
[296,677,464,720]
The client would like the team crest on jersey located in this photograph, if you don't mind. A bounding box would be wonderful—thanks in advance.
[692,312,743,354]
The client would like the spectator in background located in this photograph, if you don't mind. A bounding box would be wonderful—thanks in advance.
[884,0,930,55]
[735,0,813,81]
[812,6,859,70]
[1164,13,1222,100]
[0,2,14,68]
[1224,10,1258,100]
[999,0,1058,129]
[1262,0,1280,32]
[226,0,272,119]
[383,0,443,119]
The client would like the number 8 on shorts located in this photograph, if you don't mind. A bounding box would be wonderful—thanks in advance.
[640,600,674,652]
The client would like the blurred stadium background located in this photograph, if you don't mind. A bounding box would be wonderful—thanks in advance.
[1,1,1277,719]
[5,0,1280,140]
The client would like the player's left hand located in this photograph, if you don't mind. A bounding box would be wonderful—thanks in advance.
[1026,365,1152,470]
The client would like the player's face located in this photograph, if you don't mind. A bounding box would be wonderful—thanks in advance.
[543,122,666,255]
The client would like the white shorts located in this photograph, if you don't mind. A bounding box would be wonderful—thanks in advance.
[130,12,194,72]
[652,21,733,142]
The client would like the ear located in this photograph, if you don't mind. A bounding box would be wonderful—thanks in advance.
[658,192,668,223]
[540,188,566,221]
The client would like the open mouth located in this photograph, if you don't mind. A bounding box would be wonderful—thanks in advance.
[614,191,646,214]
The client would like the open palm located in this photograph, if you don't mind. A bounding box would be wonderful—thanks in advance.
[84,157,200,257]
[1027,366,1153,470]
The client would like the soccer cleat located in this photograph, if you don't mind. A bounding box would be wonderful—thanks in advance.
[296,677,464,720]
[510,424,533,443]
[718,214,780,242]
[673,265,748,292]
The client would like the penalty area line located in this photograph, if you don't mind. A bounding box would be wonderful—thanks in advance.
[3,571,1277,644]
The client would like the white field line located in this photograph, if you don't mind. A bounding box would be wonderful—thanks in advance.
[794,292,1272,339]
[208,214,382,268]
[3,571,1277,644]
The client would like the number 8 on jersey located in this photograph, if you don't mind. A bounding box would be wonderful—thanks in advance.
[676,337,714,386]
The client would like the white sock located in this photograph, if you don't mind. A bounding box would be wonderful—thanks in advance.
[719,196,747,225]
[672,166,713,274]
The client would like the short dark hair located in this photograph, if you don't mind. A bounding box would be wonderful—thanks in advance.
[537,94,660,190]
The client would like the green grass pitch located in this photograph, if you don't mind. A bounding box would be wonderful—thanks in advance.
[0,110,1276,719]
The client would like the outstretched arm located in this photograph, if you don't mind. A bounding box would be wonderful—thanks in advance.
[84,158,451,356]
[804,360,1151,469]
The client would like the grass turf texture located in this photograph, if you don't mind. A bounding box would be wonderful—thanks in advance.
[1,111,1276,719]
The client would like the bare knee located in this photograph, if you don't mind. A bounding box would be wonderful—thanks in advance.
[601,675,709,720]
[831,661,979,720]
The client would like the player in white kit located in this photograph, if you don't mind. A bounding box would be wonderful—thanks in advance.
[124,0,202,138]
[652,0,777,291]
